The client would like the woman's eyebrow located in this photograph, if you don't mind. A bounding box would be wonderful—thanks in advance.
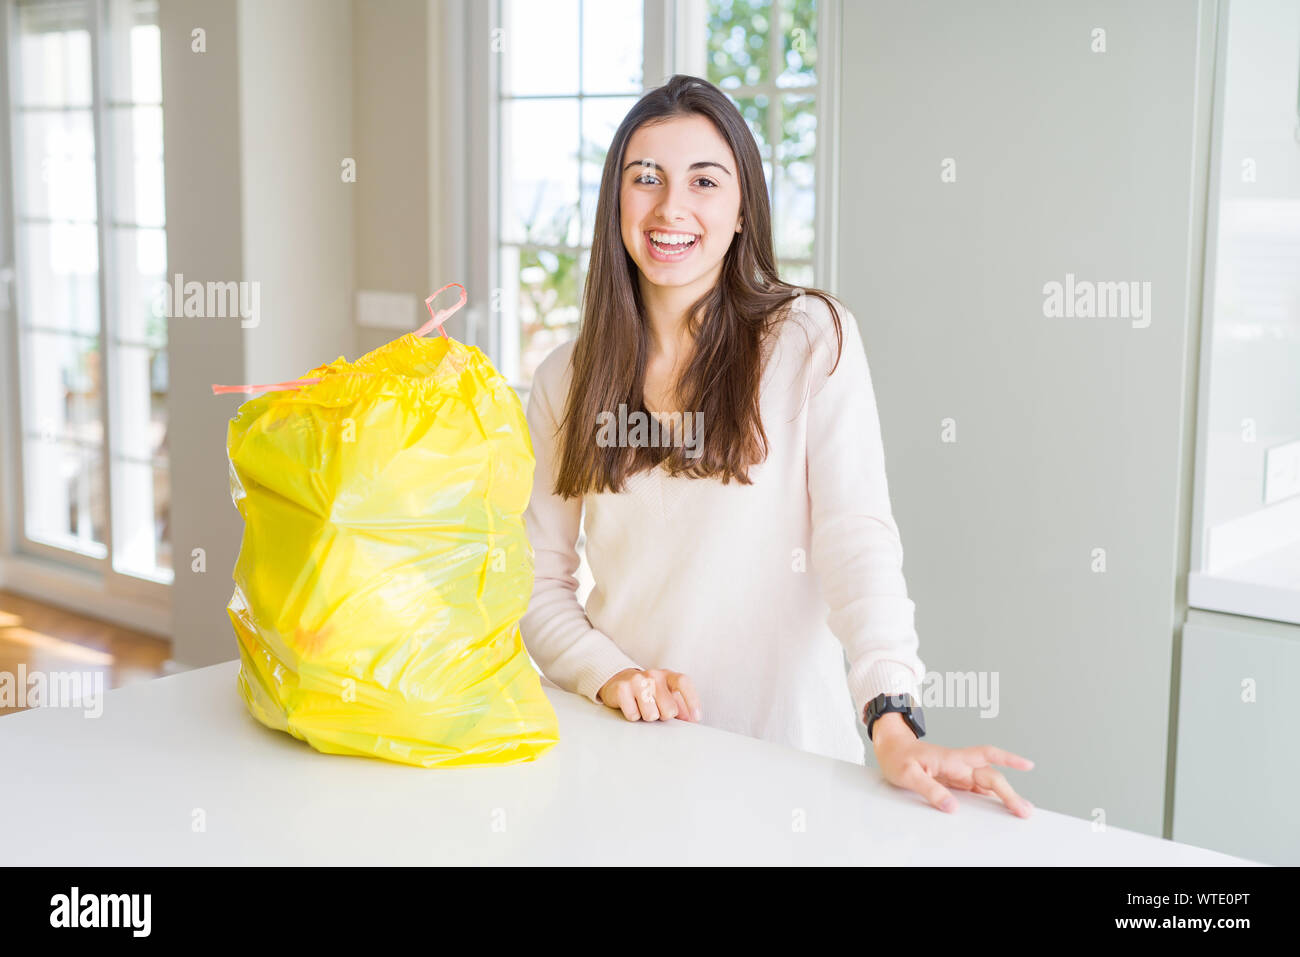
[623,159,732,176]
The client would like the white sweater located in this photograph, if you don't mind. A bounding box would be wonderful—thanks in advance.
[517,292,926,764]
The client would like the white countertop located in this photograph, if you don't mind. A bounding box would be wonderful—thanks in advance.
[0,660,1257,866]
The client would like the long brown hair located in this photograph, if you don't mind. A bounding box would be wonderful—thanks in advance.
[554,73,844,498]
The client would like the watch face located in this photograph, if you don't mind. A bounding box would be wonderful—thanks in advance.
[909,708,926,736]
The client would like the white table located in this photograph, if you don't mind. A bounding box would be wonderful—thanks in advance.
[0,660,1257,866]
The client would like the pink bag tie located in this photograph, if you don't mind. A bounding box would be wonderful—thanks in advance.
[211,282,467,395]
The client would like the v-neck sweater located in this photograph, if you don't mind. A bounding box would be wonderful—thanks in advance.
[517,291,926,765]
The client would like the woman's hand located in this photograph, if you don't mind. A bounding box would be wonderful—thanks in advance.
[598,668,701,723]
[871,714,1034,817]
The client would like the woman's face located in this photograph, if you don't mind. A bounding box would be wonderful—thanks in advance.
[619,114,743,293]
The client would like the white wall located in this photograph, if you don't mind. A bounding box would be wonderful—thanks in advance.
[160,0,248,667]
[163,0,355,667]
[839,0,1216,836]
[348,0,468,350]
[236,0,355,385]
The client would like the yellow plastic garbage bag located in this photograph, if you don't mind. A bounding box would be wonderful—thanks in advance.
[211,283,559,767]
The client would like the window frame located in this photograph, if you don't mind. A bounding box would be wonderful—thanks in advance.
[0,0,170,609]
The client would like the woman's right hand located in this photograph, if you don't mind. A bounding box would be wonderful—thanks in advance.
[598,668,701,723]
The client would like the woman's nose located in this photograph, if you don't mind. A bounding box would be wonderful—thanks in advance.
[655,183,693,224]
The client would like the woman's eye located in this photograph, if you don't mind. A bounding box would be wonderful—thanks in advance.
[631,174,719,188]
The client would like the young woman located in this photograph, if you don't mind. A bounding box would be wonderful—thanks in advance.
[518,75,1033,817]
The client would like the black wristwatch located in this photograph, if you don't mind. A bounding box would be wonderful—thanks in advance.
[863,692,925,742]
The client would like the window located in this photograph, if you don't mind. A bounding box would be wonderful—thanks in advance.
[496,0,648,388]
[705,0,820,288]
[490,0,835,392]
[5,0,170,585]
[1188,0,1300,624]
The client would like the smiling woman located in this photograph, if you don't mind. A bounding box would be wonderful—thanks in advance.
[516,74,1034,817]
[560,78,837,495]
[620,120,742,292]
[625,156,729,258]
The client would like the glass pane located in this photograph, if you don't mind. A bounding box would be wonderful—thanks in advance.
[108,0,170,584]
[109,341,165,459]
[1192,0,1300,615]
[129,13,161,102]
[777,0,817,88]
[1201,209,1300,568]
[20,328,102,442]
[708,0,771,90]
[109,105,165,227]
[774,94,815,259]
[780,261,813,288]
[111,457,171,581]
[15,0,92,107]
[501,98,580,246]
[580,96,636,247]
[17,109,97,222]
[23,438,105,554]
[502,0,579,96]
[582,0,643,94]
[105,0,162,103]
[112,225,166,344]
[734,94,772,187]
[18,222,100,336]
[508,244,583,390]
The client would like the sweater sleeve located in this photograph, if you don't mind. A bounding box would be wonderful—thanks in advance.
[517,345,644,704]
[801,295,927,725]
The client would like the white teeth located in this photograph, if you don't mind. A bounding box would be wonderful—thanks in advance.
[649,231,697,245]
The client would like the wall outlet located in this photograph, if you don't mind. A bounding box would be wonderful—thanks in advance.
[1264,438,1300,505]
[356,290,418,330]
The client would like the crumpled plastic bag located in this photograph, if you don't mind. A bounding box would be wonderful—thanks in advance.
[212,284,559,767]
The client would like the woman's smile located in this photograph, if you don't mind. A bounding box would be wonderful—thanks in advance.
[644,229,700,262]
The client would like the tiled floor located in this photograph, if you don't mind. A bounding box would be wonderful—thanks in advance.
[0,589,171,716]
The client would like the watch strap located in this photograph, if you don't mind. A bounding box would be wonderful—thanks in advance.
[864,692,926,741]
